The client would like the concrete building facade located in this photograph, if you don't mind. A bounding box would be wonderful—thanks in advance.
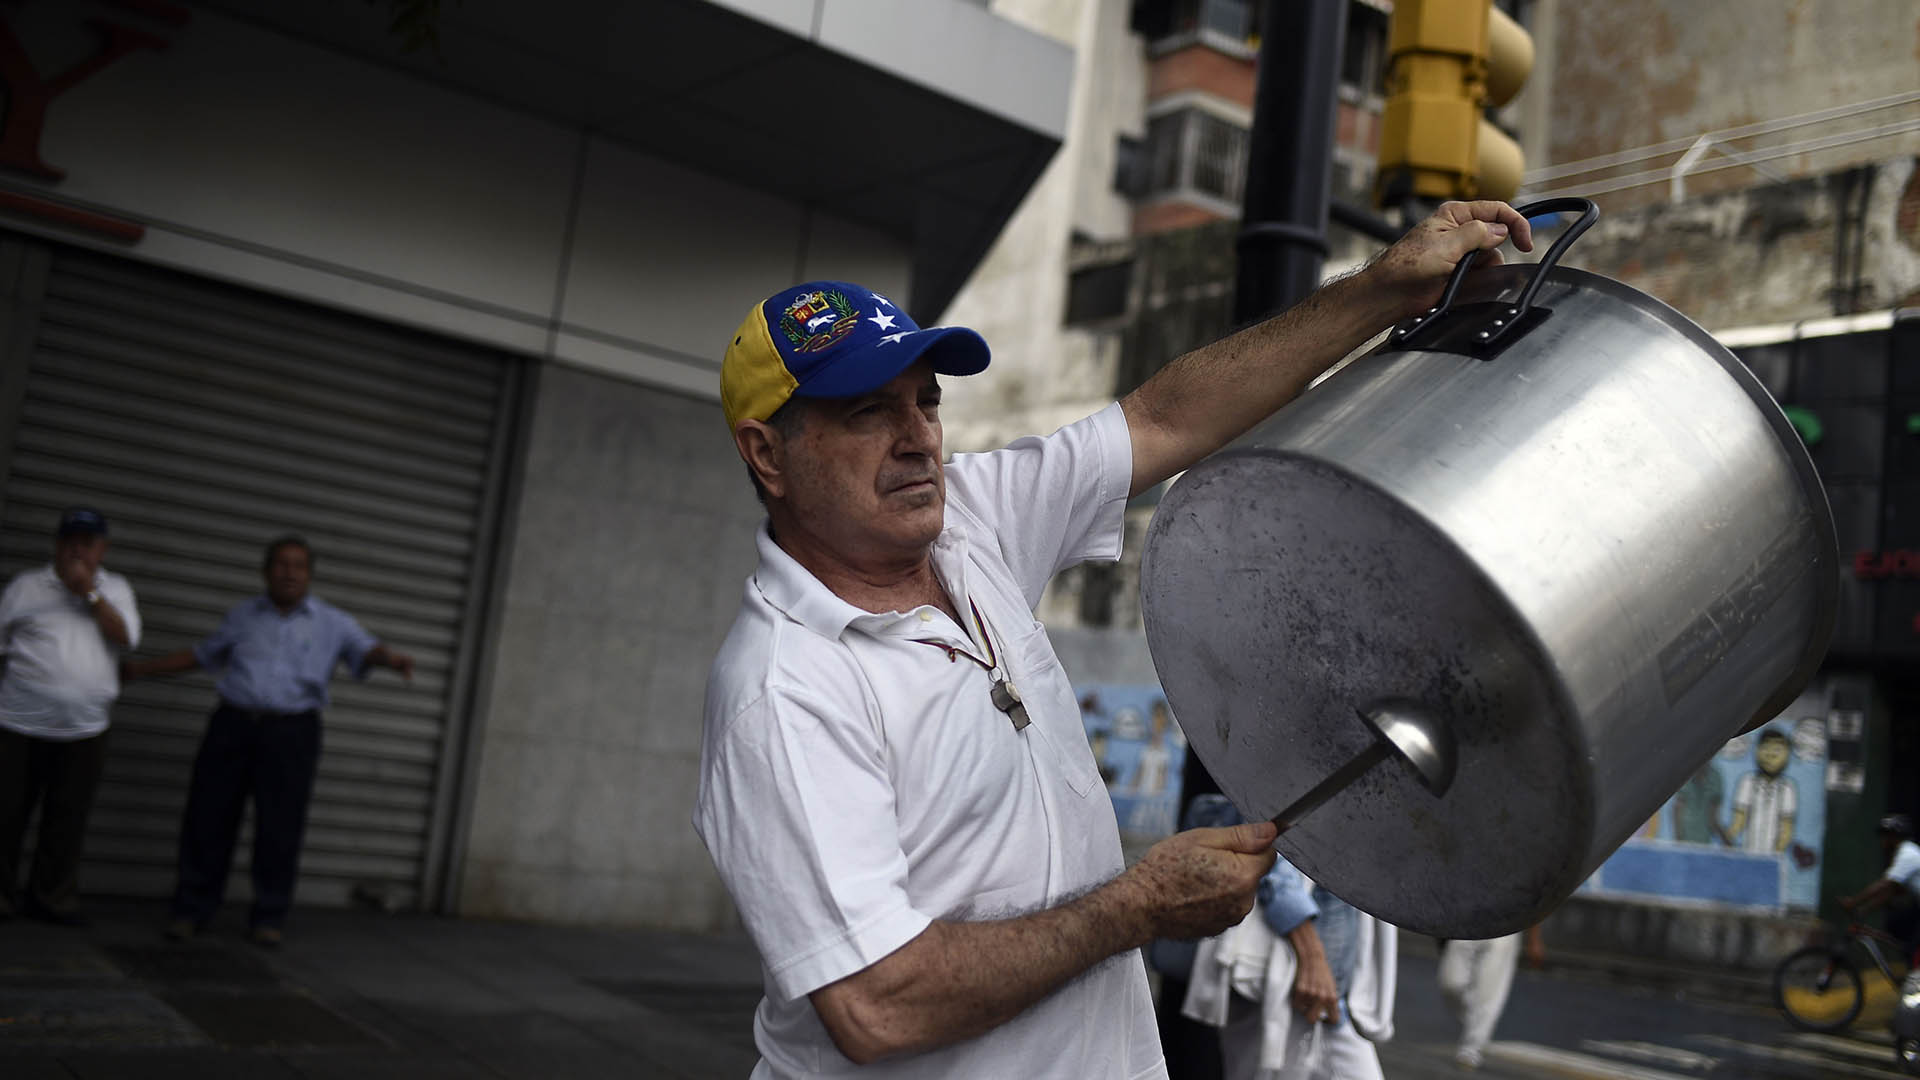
[935,0,1920,962]
[0,0,1070,930]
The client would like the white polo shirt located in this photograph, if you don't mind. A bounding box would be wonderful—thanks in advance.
[0,564,141,740]
[696,403,1165,1079]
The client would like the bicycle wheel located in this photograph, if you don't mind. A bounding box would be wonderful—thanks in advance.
[1774,945,1864,1032]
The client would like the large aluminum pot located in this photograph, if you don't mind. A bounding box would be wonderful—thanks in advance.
[1140,200,1836,939]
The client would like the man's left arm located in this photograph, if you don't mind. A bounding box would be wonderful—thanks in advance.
[365,643,414,680]
[339,612,413,681]
[1844,845,1920,912]
[1120,201,1532,498]
[1842,877,1904,913]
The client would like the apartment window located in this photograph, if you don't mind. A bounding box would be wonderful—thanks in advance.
[1140,108,1249,206]
[1132,0,1257,49]
[1195,0,1253,39]
[1114,134,1147,197]
[1189,112,1246,201]
[1065,261,1133,325]
[1146,112,1184,193]
[1342,2,1389,97]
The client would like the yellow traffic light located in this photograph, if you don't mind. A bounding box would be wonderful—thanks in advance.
[1375,0,1533,205]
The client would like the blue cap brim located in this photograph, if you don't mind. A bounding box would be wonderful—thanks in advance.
[791,327,990,400]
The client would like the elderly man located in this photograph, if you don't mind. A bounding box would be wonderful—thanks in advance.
[124,536,412,946]
[695,202,1531,1077]
[0,507,140,926]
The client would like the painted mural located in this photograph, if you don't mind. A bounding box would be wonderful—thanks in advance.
[1582,680,1858,912]
[1076,684,1188,841]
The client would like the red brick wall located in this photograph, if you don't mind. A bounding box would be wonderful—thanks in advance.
[1133,200,1231,236]
[1147,45,1255,105]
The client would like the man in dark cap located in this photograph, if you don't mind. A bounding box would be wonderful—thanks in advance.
[0,507,141,925]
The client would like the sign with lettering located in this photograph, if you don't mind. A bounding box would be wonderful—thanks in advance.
[1854,549,1920,580]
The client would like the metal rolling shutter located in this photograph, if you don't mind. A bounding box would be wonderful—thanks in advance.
[0,240,518,911]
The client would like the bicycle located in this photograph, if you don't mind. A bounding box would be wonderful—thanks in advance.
[1772,920,1912,1034]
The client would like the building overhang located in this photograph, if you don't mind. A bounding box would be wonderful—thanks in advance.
[193,0,1073,322]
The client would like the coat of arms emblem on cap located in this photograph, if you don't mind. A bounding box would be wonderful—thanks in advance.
[778,288,860,353]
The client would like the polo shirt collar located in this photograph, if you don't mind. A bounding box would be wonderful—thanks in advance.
[752,518,976,640]
[255,593,315,618]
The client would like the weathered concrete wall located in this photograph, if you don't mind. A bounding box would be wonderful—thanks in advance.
[942,0,1143,458]
[1547,894,1813,974]
[1560,156,1920,330]
[1541,1,1920,206]
[458,364,762,930]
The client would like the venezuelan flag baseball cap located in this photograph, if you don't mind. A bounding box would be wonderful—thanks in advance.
[721,281,990,430]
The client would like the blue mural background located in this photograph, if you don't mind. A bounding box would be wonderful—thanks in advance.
[1583,685,1833,912]
[1075,683,1187,840]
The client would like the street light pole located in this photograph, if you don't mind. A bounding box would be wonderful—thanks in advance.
[1233,0,1349,325]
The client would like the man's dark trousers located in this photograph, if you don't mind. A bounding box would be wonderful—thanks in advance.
[0,728,109,918]
[171,703,321,930]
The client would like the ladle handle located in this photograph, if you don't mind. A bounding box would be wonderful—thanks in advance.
[1270,739,1393,832]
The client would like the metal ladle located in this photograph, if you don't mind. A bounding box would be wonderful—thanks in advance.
[1271,699,1457,832]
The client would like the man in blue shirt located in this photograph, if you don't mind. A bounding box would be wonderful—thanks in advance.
[125,535,412,945]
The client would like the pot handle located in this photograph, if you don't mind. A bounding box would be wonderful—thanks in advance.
[1392,197,1600,348]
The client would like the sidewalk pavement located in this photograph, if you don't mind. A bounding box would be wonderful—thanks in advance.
[0,898,765,1078]
[0,898,1785,1078]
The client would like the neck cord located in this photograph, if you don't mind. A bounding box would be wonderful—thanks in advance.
[911,597,999,674]
[912,598,1031,731]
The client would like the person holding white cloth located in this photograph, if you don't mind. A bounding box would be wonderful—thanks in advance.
[1184,841,1394,1080]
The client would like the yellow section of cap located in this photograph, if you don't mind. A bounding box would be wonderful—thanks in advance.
[720,299,798,430]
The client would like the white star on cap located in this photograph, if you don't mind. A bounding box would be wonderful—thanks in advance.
[871,291,895,308]
[879,331,912,346]
[867,309,898,331]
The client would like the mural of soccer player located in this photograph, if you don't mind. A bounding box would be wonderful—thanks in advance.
[1131,700,1173,796]
[1729,729,1797,854]
[1671,761,1730,846]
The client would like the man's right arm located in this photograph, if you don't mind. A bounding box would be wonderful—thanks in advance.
[808,821,1277,1065]
[122,649,202,680]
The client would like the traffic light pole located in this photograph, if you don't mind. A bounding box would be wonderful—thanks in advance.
[1233,0,1349,325]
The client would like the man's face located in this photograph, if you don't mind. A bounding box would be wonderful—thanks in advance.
[777,361,946,562]
[265,545,312,608]
[1755,736,1790,778]
[54,534,107,578]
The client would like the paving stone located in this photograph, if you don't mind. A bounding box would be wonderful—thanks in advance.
[0,1058,83,1079]
[277,1050,497,1079]
[60,1050,302,1079]
[0,988,204,1049]
[155,990,381,1050]
[104,944,277,988]
[0,928,121,979]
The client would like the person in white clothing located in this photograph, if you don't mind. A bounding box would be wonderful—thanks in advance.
[0,507,141,925]
[1437,924,1545,1070]
[1842,814,1920,951]
[1182,842,1394,1080]
[696,201,1533,1078]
